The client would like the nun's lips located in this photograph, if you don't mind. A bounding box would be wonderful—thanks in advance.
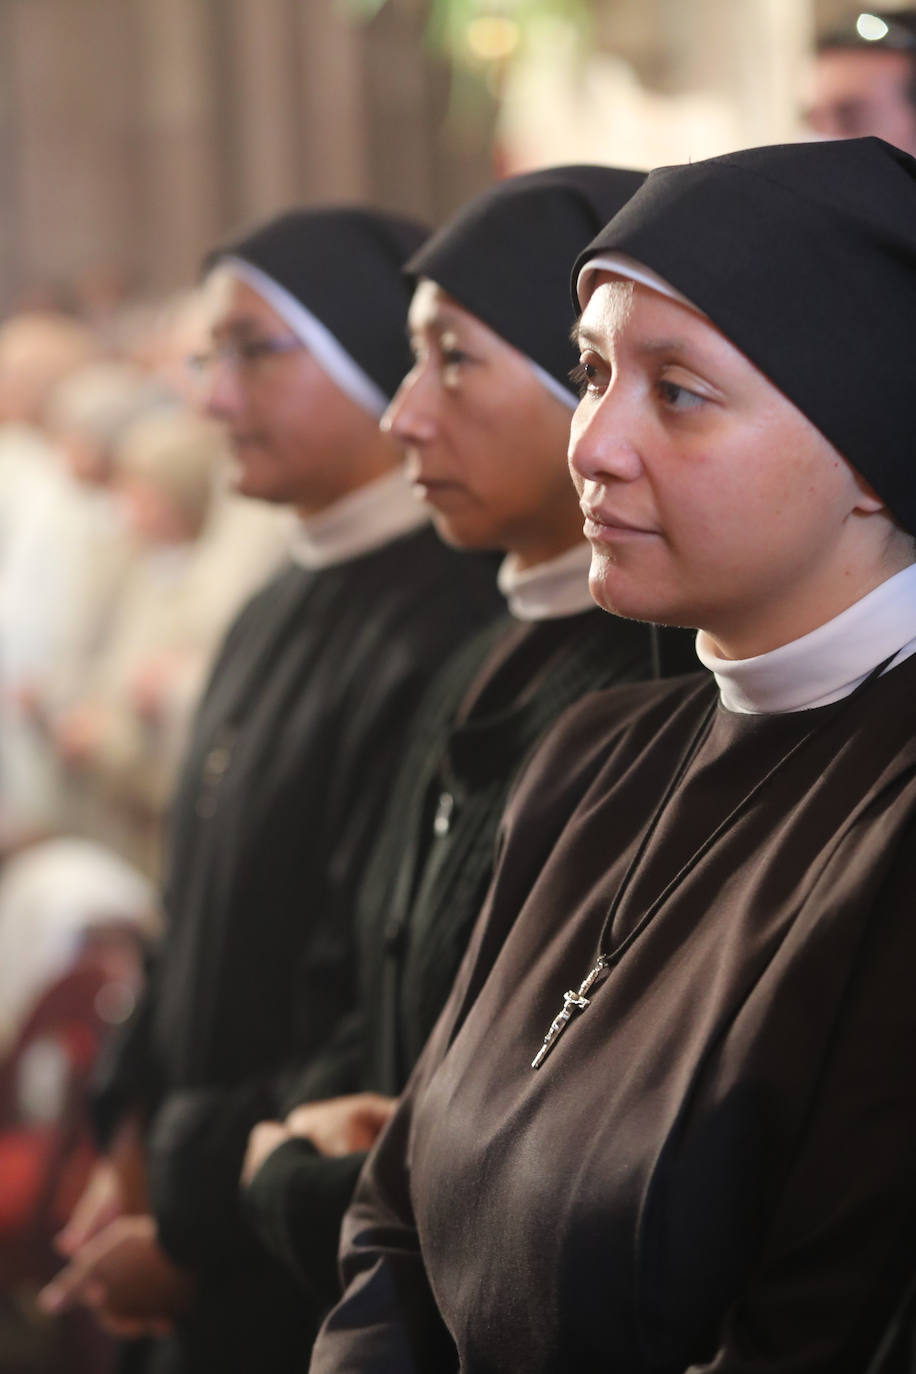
[228,431,269,450]
[409,472,470,506]
[581,504,657,541]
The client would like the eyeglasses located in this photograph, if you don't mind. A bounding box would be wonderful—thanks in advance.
[185,335,305,378]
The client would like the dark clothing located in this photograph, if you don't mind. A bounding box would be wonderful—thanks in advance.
[868,1277,916,1374]
[312,654,916,1374]
[91,527,501,1373]
[244,612,694,1306]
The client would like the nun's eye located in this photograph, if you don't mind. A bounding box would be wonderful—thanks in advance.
[186,335,304,378]
[441,346,469,370]
[657,379,704,412]
[569,359,604,397]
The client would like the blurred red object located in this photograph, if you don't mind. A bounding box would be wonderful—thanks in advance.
[0,932,143,1291]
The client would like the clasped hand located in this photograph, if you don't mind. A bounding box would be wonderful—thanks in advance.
[241,1092,396,1186]
[38,1135,194,1339]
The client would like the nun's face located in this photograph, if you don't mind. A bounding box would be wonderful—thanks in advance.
[569,276,893,659]
[195,270,382,511]
[384,280,582,568]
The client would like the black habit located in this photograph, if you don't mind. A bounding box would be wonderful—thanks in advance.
[243,612,695,1306]
[311,653,916,1374]
[91,526,501,1372]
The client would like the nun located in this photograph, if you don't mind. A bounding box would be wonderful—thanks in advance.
[240,166,695,1319]
[43,207,502,1371]
[310,138,916,1374]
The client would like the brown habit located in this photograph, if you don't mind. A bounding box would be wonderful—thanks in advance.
[312,654,916,1373]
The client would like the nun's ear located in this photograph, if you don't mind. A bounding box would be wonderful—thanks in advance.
[850,469,889,515]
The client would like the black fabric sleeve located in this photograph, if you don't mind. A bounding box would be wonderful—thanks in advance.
[147,612,475,1265]
[277,1010,365,1113]
[146,1082,274,1266]
[243,1137,366,1305]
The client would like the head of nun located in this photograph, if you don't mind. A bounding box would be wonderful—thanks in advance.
[382,165,645,568]
[192,206,428,513]
[567,137,916,663]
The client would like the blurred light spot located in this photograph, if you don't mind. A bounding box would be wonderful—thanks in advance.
[857,13,890,40]
[17,1039,68,1123]
[467,16,520,61]
[95,980,136,1025]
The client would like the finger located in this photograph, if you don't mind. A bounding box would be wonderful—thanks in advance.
[241,1124,288,1184]
[54,1205,95,1256]
[37,1263,87,1315]
[81,1279,108,1310]
[53,1225,79,1258]
[54,1214,103,1257]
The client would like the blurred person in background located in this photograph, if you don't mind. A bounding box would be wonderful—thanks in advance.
[0,313,103,852]
[804,8,916,155]
[39,362,178,718]
[0,361,174,851]
[0,838,157,1057]
[240,165,696,1342]
[52,408,228,874]
[42,206,502,1374]
[0,312,99,548]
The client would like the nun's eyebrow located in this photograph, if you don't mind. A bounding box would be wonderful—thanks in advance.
[571,321,607,350]
[408,306,464,340]
[213,314,274,339]
[575,319,702,357]
[636,337,694,357]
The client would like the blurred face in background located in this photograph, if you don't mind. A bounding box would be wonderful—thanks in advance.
[384,279,583,569]
[117,473,196,545]
[55,433,111,486]
[0,315,98,426]
[194,268,390,513]
[803,46,916,155]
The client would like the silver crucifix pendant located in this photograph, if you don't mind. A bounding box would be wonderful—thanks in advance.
[531,956,608,1070]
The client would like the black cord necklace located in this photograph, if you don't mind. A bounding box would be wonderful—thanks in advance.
[531,653,896,1070]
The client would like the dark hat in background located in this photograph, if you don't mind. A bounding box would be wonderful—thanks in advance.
[573,137,916,535]
[405,165,646,402]
[204,207,429,411]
